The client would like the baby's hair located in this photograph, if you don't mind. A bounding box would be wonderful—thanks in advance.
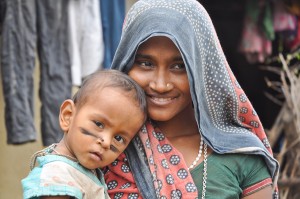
[72,69,147,118]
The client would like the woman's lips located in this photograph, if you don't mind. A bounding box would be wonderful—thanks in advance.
[148,96,176,105]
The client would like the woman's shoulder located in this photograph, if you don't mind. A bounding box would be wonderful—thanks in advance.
[190,152,271,198]
[209,152,270,182]
[212,152,264,162]
[210,152,266,170]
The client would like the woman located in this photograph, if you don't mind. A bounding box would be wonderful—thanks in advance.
[105,0,279,198]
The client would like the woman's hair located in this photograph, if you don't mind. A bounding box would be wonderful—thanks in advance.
[72,69,147,118]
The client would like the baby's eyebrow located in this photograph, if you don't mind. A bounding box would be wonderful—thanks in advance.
[92,113,112,127]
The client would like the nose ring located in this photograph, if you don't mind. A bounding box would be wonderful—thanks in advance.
[166,83,171,87]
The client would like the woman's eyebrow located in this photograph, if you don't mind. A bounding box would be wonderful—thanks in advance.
[173,56,183,62]
[135,54,152,59]
[136,54,183,62]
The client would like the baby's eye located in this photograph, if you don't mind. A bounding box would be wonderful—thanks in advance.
[94,121,104,129]
[114,135,125,144]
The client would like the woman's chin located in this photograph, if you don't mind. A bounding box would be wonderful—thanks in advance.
[148,112,173,122]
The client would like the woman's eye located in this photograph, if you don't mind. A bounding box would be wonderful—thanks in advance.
[136,61,154,68]
[114,135,125,144]
[172,63,185,70]
[94,121,104,129]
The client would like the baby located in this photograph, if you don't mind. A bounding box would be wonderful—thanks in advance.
[22,70,147,199]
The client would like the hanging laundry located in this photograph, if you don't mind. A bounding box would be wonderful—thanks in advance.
[283,0,300,49]
[239,0,300,64]
[273,1,297,32]
[100,0,125,69]
[273,0,298,51]
[286,17,300,50]
[0,0,5,35]
[1,0,72,146]
[239,0,273,63]
[68,0,104,86]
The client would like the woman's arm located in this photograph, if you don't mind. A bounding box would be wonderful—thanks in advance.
[243,185,273,199]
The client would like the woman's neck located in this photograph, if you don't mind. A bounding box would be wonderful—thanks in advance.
[154,105,199,139]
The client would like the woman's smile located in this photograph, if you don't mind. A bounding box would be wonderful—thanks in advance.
[148,96,176,105]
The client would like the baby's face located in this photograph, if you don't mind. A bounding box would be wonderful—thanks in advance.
[66,87,145,169]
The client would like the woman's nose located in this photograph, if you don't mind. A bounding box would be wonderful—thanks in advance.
[149,72,173,92]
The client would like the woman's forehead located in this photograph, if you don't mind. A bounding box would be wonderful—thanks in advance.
[138,37,177,50]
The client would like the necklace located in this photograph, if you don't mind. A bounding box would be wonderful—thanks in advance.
[187,138,208,199]
[188,138,204,170]
[52,147,78,162]
[202,142,208,199]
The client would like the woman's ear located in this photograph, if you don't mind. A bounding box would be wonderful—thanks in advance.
[59,99,76,132]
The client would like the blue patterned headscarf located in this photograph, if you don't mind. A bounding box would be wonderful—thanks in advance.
[111,0,279,197]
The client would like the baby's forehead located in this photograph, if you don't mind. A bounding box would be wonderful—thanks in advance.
[89,85,135,100]
[96,85,127,94]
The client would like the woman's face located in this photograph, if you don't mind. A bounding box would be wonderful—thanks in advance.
[129,36,193,122]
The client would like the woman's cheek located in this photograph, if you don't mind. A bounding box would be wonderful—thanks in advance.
[129,71,148,87]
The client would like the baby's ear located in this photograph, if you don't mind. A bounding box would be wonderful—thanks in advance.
[59,99,75,132]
